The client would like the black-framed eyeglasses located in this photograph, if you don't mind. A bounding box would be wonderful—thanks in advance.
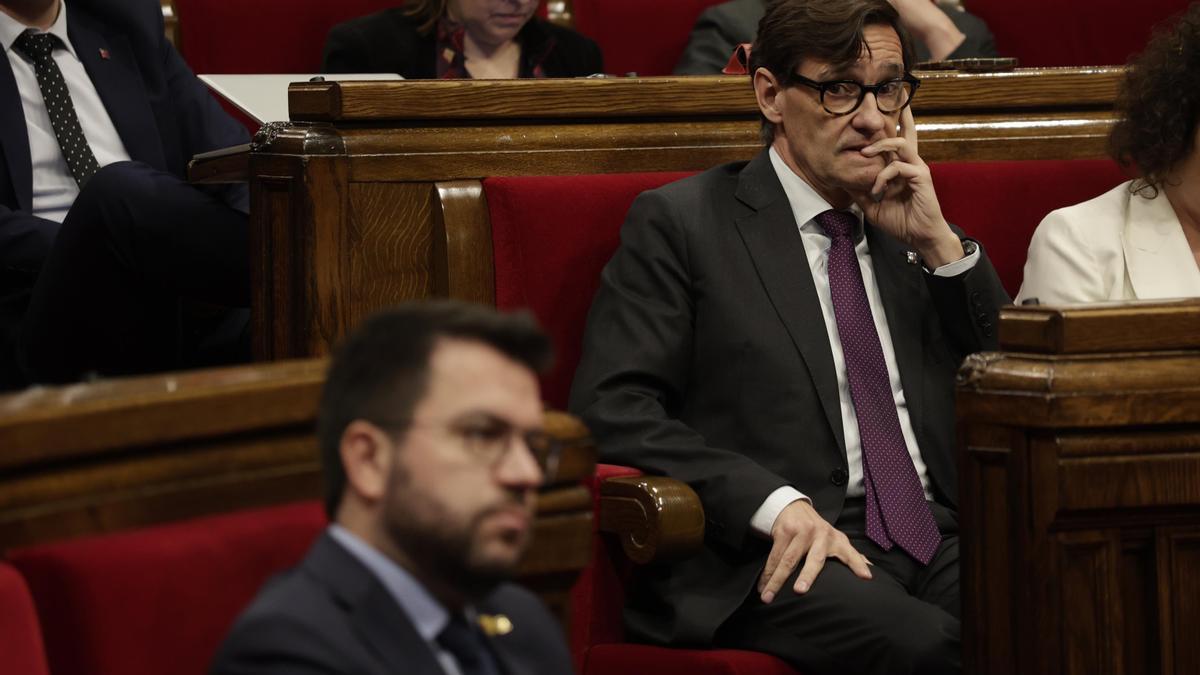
[789,73,920,116]
[378,415,563,482]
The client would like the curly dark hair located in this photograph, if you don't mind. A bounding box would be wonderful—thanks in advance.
[1109,3,1200,197]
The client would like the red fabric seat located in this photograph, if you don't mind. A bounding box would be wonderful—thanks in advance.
[7,501,325,675]
[931,159,1128,297]
[488,171,695,409]
[571,0,727,76]
[0,561,50,675]
[173,0,398,75]
[968,0,1191,67]
[572,464,798,674]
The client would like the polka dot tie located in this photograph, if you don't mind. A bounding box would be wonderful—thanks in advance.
[13,31,100,187]
[817,209,941,565]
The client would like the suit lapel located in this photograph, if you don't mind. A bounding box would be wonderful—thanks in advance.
[0,56,33,210]
[307,534,446,675]
[865,225,926,440]
[479,612,534,675]
[1122,190,1200,299]
[66,8,165,169]
[733,151,845,456]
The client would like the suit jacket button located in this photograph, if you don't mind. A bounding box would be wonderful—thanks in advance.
[830,468,848,486]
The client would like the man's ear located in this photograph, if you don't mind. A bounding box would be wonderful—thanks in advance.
[753,67,785,125]
[340,420,394,505]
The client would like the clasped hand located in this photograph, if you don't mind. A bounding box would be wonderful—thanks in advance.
[758,499,872,603]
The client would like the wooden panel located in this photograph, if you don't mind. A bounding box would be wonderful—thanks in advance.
[346,181,436,322]
[288,69,1122,122]
[961,303,1200,675]
[999,300,1200,354]
[1159,528,1200,674]
[432,180,495,305]
[0,360,327,551]
[1120,536,1160,675]
[1057,452,1200,512]
[959,425,1017,675]
[1058,532,1120,675]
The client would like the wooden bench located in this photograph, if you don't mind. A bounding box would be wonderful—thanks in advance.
[959,301,1200,674]
[184,70,1125,360]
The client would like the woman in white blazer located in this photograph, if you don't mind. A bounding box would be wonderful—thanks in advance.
[1017,6,1200,305]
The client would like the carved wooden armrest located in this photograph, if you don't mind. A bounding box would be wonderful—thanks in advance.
[598,474,705,565]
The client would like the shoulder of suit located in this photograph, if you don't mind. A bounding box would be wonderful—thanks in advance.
[66,0,159,39]
[1045,180,1133,231]
[700,0,765,31]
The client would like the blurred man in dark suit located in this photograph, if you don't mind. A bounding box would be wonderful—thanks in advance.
[0,0,249,388]
[213,302,574,675]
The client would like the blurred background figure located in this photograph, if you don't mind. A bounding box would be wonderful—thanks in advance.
[675,0,995,75]
[212,302,572,675]
[322,0,602,78]
[1017,4,1200,305]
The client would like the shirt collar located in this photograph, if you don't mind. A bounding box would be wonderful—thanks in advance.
[327,523,467,643]
[0,1,78,60]
[767,145,865,242]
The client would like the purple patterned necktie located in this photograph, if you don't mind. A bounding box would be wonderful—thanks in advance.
[817,209,941,565]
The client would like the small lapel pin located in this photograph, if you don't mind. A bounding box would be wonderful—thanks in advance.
[905,250,920,265]
[478,614,514,636]
[98,48,110,60]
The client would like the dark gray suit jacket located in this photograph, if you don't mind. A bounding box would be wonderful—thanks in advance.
[674,0,997,74]
[210,532,572,675]
[568,149,1008,646]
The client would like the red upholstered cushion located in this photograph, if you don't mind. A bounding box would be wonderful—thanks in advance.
[569,463,643,672]
[571,0,728,75]
[487,171,695,409]
[967,0,1191,67]
[586,644,796,675]
[0,561,50,675]
[8,501,325,675]
[173,0,398,74]
[930,159,1128,297]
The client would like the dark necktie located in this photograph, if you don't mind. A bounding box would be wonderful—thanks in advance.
[437,615,502,675]
[817,209,941,565]
[13,31,100,187]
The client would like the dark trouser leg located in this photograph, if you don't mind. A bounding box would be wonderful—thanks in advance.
[19,161,249,383]
[712,499,961,675]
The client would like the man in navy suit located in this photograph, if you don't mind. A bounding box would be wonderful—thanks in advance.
[0,0,249,388]
[212,302,574,675]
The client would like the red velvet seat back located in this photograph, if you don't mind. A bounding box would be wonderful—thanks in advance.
[173,0,398,74]
[931,158,1127,297]
[7,501,325,675]
[487,171,694,409]
[967,0,1191,67]
[0,561,50,675]
[571,0,728,75]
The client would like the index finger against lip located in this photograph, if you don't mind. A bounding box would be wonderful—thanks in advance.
[901,107,918,150]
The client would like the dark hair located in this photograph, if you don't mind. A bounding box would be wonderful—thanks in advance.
[317,301,553,517]
[403,0,450,35]
[1109,4,1200,198]
[749,0,913,143]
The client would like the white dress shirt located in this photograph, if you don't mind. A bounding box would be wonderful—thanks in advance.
[0,1,130,223]
[749,146,979,536]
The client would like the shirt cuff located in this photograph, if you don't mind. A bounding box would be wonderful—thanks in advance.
[749,486,810,538]
[929,240,981,277]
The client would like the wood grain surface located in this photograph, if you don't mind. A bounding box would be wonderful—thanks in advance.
[958,302,1200,675]
[288,69,1122,122]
